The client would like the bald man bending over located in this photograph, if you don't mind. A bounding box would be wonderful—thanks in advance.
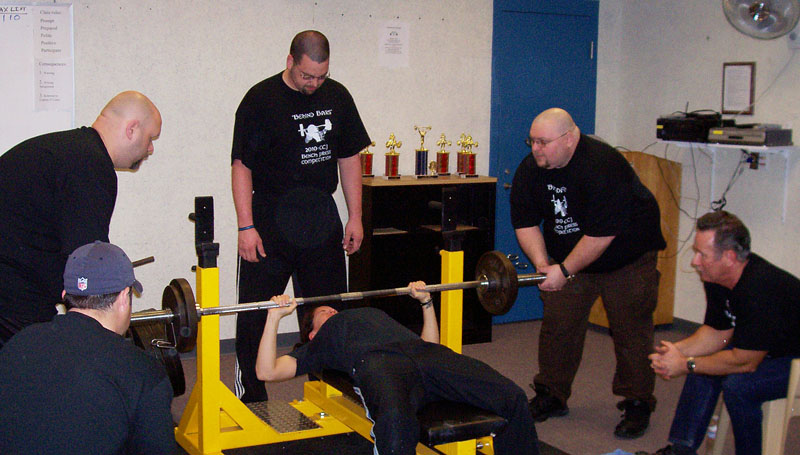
[0,91,162,348]
[510,108,665,438]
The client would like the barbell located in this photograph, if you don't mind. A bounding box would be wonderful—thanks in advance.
[130,250,547,353]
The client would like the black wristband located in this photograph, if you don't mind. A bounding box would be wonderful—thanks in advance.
[420,298,433,308]
[559,263,570,278]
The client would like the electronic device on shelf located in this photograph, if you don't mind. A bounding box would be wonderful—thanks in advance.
[656,111,734,143]
[708,124,793,146]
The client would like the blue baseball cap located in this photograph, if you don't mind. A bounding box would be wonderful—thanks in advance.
[63,241,143,295]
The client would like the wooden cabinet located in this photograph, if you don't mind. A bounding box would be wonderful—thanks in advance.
[348,175,497,343]
[589,151,682,327]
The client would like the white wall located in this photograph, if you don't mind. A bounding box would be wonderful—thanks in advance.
[68,0,493,339]
[597,0,800,322]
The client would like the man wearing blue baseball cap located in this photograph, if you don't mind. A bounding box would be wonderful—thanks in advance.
[0,241,176,454]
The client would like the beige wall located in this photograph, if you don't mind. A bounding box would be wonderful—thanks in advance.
[597,0,800,322]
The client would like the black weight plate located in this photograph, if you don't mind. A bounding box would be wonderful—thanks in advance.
[162,279,197,353]
[475,250,518,315]
[171,278,198,353]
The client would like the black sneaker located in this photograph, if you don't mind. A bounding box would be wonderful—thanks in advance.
[614,399,651,439]
[528,392,568,422]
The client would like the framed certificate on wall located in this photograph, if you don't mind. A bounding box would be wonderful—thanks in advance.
[722,62,755,115]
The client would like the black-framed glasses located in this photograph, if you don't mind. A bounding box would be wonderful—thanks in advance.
[525,129,570,148]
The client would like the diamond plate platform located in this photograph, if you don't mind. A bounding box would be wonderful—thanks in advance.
[246,400,320,433]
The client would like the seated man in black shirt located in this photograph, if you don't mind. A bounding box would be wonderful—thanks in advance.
[0,241,176,454]
[638,211,800,455]
[256,282,539,455]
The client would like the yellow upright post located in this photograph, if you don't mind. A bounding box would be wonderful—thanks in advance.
[439,249,463,354]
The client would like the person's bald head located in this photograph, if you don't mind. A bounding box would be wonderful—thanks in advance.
[527,108,580,169]
[92,91,162,170]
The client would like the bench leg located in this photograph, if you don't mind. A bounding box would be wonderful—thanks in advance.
[435,439,477,455]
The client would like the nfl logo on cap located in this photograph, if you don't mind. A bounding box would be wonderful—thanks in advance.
[77,277,88,291]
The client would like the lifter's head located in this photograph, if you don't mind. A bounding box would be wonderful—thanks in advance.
[300,305,338,342]
[284,30,330,95]
[92,91,162,171]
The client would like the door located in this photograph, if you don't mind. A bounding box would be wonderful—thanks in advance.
[490,0,598,323]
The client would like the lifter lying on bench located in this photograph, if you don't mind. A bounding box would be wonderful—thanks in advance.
[256,282,539,455]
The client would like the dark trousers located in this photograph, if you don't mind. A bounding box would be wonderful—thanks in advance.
[668,356,795,455]
[235,194,346,403]
[353,343,539,455]
[536,251,659,409]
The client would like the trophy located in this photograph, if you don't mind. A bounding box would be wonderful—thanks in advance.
[360,141,376,177]
[413,125,433,177]
[462,134,478,177]
[456,134,468,175]
[435,133,451,176]
[384,133,402,179]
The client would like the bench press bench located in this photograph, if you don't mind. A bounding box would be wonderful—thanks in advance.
[319,369,508,449]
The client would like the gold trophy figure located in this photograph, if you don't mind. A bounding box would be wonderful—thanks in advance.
[384,133,402,179]
[414,125,433,178]
[360,141,376,177]
[435,133,451,176]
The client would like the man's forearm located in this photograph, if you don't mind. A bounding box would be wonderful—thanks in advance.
[339,154,362,220]
[232,159,255,227]
[420,302,439,344]
[515,227,550,270]
[255,314,282,381]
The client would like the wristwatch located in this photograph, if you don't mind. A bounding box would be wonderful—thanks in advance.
[686,357,696,373]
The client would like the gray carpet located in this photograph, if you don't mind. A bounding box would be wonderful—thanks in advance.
[172,320,799,455]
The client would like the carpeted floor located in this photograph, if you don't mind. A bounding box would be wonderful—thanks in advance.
[173,320,799,455]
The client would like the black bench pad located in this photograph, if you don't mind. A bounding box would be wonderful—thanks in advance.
[319,370,508,446]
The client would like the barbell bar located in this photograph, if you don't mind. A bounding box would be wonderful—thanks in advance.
[130,250,549,353]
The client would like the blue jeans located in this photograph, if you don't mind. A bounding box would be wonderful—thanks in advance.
[668,356,795,455]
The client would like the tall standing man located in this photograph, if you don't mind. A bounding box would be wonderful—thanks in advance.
[0,91,162,348]
[0,241,176,454]
[639,211,800,455]
[231,30,371,402]
[510,108,665,438]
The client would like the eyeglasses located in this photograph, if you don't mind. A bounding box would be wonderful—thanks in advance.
[299,70,329,82]
[525,129,570,147]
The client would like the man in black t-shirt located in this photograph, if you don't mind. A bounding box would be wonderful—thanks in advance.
[255,283,539,455]
[510,108,666,438]
[231,30,371,402]
[0,241,175,454]
[0,91,162,349]
[639,212,800,455]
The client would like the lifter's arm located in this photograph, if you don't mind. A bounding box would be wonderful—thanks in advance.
[409,281,439,344]
[255,296,298,382]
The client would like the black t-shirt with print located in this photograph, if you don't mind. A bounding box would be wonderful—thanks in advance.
[703,253,800,358]
[510,134,665,273]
